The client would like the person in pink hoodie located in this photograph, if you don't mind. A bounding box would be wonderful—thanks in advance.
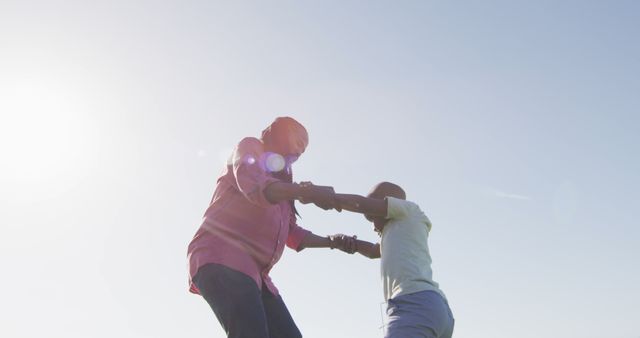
[187,117,355,338]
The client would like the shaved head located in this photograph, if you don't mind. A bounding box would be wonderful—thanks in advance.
[367,181,406,200]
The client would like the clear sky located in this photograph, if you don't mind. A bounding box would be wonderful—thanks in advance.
[1,1,639,337]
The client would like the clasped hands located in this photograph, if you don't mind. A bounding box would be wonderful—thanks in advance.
[297,181,342,211]
[328,234,358,254]
[296,182,357,254]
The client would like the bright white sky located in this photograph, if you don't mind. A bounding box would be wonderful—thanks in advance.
[1,1,639,338]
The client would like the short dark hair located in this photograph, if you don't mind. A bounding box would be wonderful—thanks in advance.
[367,182,406,200]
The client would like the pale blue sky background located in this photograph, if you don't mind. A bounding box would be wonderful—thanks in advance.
[1,1,639,337]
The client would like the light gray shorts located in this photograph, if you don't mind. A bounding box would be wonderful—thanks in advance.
[385,290,455,338]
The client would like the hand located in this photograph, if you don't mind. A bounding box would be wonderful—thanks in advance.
[299,181,313,188]
[329,234,357,254]
[297,181,342,212]
[297,181,314,204]
[311,185,338,211]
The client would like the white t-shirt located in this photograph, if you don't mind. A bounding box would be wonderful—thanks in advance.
[380,196,446,301]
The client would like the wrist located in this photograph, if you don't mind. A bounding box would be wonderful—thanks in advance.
[326,235,335,249]
[295,182,313,201]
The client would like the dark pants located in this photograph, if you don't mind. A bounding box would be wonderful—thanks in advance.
[193,263,302,338]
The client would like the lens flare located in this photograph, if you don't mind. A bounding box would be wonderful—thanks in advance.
[265,153,285,172]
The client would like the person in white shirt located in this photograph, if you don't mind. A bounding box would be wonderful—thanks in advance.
[330,181,455,338]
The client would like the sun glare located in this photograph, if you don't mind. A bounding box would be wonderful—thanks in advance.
[0,74,95,199]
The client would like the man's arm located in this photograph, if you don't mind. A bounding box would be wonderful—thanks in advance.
[354,240,380,259]
[231,139,339,211]
[334,193,387,217]
[264,182,340,211]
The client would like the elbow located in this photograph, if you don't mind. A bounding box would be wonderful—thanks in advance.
[369,246,381,259]
[362,250,378,259]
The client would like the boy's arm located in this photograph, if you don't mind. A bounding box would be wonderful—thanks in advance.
[334,193,388,217]
[355,240,381,259]
[298,232,357,253]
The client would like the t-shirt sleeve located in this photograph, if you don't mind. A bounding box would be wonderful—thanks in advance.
[386,196,432,231]
[386,196,415,220]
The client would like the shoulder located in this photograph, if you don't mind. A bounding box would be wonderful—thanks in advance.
[386,197,419,218]
[237,137,263,149]
[235,137,265,156]
[231,137,265,166]
[386,197,432,230]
